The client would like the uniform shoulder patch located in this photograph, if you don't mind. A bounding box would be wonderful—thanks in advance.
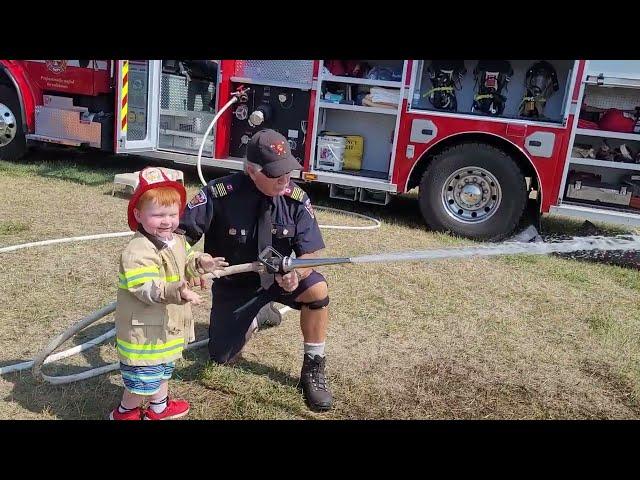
[304,198,315,219]
[283,184,306,202]
[187,189,207,209]
[209,176,238,198]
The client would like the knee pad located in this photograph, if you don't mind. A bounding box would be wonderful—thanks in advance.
[302,296,329,310]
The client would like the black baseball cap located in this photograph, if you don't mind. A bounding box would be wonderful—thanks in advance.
[246,129,300,177]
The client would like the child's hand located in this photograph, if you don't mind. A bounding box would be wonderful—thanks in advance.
[188,276,209,291]
[179,283,202,305]
[197,254,229,277]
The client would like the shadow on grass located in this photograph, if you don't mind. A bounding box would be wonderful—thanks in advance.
[1,322,120,420]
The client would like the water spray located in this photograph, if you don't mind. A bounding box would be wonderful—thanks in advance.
[255,235,640,273]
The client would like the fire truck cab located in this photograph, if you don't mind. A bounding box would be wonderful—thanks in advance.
[2,59,640,240]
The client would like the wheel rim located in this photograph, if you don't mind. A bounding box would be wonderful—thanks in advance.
[0,102,17,147]
[441,167,502,224]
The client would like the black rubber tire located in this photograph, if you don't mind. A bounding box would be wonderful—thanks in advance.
[0,84,27,161]
[418,142,527,241]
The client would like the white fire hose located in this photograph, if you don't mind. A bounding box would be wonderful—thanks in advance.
[0,89,381,383]
[28,263,263,384]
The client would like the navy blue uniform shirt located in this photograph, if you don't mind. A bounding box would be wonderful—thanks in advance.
[179,172,325,289]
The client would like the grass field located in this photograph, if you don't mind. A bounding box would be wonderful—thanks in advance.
[1,147,639,420]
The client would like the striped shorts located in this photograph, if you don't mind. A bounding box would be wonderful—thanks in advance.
[120,362,175,396]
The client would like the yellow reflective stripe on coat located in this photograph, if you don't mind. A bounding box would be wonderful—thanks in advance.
[122,265,160,278]
[116,337,184,360]
[118,273,181,289]
[118,337,184,351]
[118,271,160,288]
[116,345,184,361]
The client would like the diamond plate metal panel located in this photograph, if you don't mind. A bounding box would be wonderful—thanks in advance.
[161,74,188,110]
[161,74,215,112]
[233,60,313,84]
[35,106,101,148]
[584,84,640,111]
[127,107,147,141]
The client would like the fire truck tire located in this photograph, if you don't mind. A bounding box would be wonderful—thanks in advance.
[0,85,27,161]
[419,142,527,241]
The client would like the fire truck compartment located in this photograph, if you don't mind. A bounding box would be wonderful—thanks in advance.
[317,108,395,180]
[158,61,218,157]
[411,60,575,124]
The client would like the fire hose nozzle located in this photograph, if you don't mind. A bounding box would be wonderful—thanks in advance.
[257,246,352,274]
[258,246,288,274]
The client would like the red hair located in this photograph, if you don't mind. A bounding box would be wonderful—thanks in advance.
[136,187,182,210]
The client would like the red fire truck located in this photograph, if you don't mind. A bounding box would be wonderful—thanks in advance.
[2,59,640,239]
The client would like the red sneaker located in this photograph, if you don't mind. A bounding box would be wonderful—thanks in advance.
[109,406,143,420]
[143,399,190,420]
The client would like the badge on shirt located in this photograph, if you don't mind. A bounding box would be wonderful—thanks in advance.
[187,190,207,209]
[229,228,237,235]
[304,198,315,219]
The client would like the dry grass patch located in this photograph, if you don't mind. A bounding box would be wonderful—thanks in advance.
[1,152,639,419]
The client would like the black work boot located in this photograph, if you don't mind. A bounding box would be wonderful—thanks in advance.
[255,302,282,330]
[299,354,333,412]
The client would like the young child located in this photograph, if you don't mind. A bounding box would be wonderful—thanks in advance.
[110,167,227,420]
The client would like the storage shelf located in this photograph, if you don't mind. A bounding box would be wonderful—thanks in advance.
[569,157,640,171]
[576,128,640,142]
[561,200,640,217]
[308,169,396,192]
[315,168,389,180]
[551,203,640,226]
[322,74,402,88]
[319,101,398,115]
[585,74,640,89]
[160,129,209,139]
[160,109,215,119]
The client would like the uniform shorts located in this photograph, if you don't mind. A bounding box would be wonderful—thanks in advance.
[208,270,326,364]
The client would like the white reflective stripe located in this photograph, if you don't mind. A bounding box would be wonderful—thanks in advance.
[569,102,578,115]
